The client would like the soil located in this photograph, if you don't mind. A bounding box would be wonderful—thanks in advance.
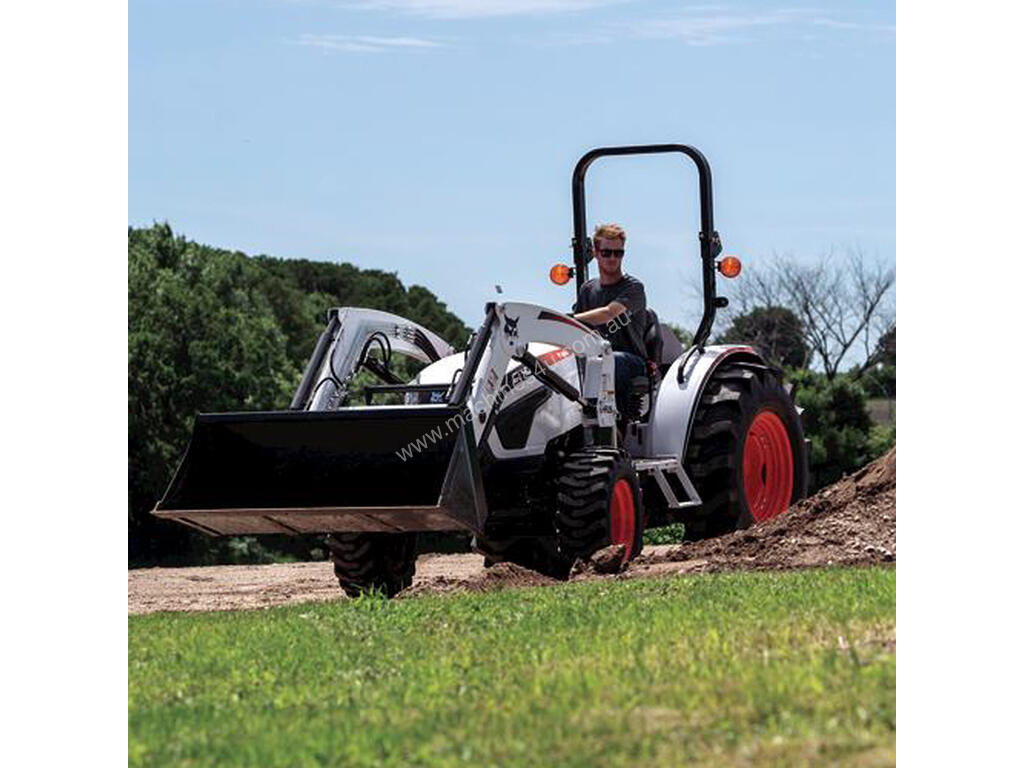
[640,447,896,575]
[128,448,895,615]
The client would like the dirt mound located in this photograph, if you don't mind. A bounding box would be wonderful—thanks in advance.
[401,560,557,598]
[639,448,896,574]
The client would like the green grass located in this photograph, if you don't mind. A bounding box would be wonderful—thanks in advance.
[129,568,895,767]
[644,522,688,545]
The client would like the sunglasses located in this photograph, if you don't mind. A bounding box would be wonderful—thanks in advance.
[596,248,625,259]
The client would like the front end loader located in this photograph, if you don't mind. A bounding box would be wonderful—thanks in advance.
[153,143,808,596]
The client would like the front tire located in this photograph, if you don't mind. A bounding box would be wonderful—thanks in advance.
[684,364,808,539]
[554,449,645,564]
[325,532,417,598]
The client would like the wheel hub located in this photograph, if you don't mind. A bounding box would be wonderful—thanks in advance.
[742,410,794,522]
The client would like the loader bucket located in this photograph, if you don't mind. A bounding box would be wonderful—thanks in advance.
[152,406,487,537]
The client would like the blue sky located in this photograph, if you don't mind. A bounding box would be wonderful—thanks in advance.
[129,0,895,331]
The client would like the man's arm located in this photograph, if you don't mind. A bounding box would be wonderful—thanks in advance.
[573,302,628,326]
[574,279,645,325]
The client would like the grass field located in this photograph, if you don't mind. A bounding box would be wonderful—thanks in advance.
[129,568,895,767]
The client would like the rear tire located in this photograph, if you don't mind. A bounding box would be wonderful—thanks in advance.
[325,532,417,598]
[554,449,645,564]
[684,364,808,539]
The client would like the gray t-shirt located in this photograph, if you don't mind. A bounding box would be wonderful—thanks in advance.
[573,274,647,358]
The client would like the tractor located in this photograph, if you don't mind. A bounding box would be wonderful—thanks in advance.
[153,144,808,596]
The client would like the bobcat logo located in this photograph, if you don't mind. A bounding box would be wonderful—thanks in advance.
[503,314,519,339]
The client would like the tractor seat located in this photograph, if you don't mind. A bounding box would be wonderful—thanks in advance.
[643,309,663,367]
[623,309,664,423]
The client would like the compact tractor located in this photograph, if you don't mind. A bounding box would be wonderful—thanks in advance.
[154,144,809,596]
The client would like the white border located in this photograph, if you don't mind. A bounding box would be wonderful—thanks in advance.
[901,0,1022,762]
[4,1,126,761]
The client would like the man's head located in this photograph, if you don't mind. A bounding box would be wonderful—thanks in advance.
[593,223,626,281]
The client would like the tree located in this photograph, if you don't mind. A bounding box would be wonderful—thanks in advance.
[721,249,895,379]
[789,369,877,491]
[863,324,896,369]
[129,225,300,564]
[662,321,694,349]
[851,324,895,408]
[716,306,810,368]
[858,363,896,400]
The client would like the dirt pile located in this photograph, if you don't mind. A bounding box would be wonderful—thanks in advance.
[401,560,558,598]
[639,447,896,574]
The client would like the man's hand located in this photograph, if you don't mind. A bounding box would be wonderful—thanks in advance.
[573,302,628,326]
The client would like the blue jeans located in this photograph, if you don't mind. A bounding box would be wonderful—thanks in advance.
[613,351,646,418]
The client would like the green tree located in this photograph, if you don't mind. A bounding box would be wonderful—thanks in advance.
[857,363,896,400]
[868,325,896,367]
[662,321,694,349]
[717,306,810,368]
[789,369,876,491]
[129,225,300,563]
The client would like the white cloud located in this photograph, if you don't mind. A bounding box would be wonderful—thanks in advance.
[293,33,445,52]
[627,12,785,46]
[333,0,627,19]
[811,17,896,33]
[550,7,895,48]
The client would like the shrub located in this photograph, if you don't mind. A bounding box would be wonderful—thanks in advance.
[644,523,687,545]
[867,424,896,460]
[789,369,874,492]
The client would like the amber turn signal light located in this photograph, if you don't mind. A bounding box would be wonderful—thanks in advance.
[717,256,742,278]
[549,263,574,285]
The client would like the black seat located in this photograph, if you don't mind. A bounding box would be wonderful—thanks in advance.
[643,309,663,365]
[623,309,664,423]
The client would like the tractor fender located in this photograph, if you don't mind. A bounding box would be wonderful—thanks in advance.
[646,345,769,461]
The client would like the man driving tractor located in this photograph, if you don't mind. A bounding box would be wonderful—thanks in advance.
[571,223,648,417]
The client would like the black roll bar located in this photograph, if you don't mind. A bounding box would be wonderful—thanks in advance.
[570,144,723,350]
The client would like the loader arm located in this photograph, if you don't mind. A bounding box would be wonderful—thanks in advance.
[451,302,617,447]
[291,307,455,412]
[152,302,618,540]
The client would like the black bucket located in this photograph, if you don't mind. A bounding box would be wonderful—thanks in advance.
[152,406,486,537]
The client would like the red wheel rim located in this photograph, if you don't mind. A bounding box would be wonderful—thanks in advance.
[742,410,794,522]
[609,479,636,560]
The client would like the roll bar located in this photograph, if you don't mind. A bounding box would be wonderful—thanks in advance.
[570,144,724,350]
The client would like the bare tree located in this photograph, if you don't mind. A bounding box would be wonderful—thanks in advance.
[715,248,895,379]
